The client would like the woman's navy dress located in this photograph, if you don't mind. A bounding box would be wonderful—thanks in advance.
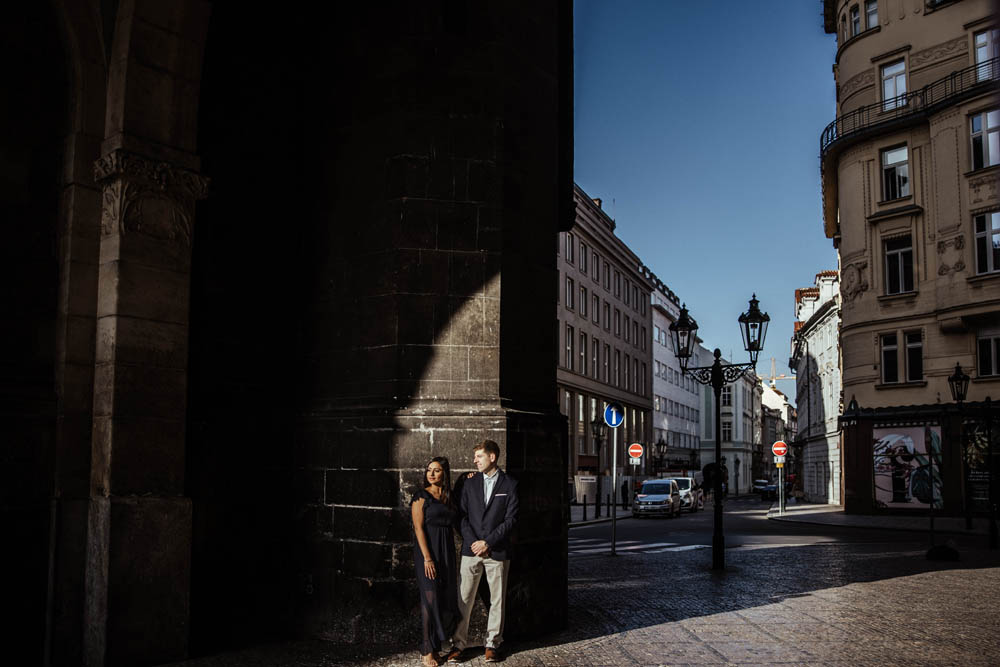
[413,488,459,654]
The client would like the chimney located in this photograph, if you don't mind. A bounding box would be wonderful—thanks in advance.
[593,198,602,209]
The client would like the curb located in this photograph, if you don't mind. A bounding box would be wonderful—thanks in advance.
[569,512,633,528]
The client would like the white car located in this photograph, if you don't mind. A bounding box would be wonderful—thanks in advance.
[670,477,704,512]
[632,479,681,518]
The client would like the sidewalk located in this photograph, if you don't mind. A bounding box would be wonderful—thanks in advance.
[568,503,632,526]
[767,499,992,535]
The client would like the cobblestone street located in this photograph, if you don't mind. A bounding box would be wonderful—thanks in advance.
[163,523,1000,666]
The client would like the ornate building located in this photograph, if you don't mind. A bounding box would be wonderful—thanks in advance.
[4,2,572,665]
[791,271,843,504]
[821,0,999,513]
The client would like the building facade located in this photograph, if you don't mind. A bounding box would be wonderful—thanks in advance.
[699,350,760,495]
[821,0,1000,513]
[791,271,844,504]
[650,282,704,475]
[560,185,654,500]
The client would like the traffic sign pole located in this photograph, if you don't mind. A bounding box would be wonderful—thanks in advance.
[611,425,617,556]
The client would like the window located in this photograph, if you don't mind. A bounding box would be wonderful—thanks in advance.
[632,286,639,310]
[592,338,599,377]
[884,235,914,295]
[654,396,660,412]
[641,362,646,396]
[614,270,621,297]
[722,421,732,442]
[615,308,621,337]
[634,359,640,395]
[633,322,639,348]
[881,145,909,200]
[978,334,1000,377]
[850,5,860,36]
[975,29,999,82]
[881,60,906,111]
[577,394,585,453]
[881,333,898,383]
[566,277,575,309]
[603,343,610,382]
[905,331,922,382]
[566,233,575,263]
[603,263,610,290]
[624,354,631,391]
[580,332,587,376]
[722,385,732,407]
[580,286,587,317]
[654,325,660,344]
[974,212,1000,274]
[641,326,647,351]
[580,242,588,274]
[865,0,877,30]
[592,294,600,323]
[624,315,631,342]
[841,15,847,44]
[604,302,611,331]
[641,295,647,316]
[615,349,621,387]
[592,252,599,281]
[971,109,1000,171]
[623,279,630,305]
[565,325,574,369]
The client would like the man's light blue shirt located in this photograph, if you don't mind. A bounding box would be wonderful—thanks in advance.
[483,468,499,504]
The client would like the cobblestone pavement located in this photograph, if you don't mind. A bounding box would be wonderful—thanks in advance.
[163,536,1000,666]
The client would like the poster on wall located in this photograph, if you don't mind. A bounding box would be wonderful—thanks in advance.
[962,420,997,514]
[873,426,941,510]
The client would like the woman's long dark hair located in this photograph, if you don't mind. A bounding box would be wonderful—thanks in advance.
[426,456,453,506]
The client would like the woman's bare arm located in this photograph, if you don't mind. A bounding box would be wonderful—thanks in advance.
[411,497,436,580]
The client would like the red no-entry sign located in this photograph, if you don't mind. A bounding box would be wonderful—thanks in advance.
[628,443,644,458]
[772,441,788,457]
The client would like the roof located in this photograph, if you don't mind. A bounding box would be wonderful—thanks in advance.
[815,270,838,279]
[795,287,820,304]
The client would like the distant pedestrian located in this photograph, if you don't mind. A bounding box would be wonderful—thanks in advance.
[446,440,518,664]
[621,480,629,509]
[411,457,459,667]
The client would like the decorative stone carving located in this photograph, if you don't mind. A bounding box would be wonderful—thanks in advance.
[841,68,875,100]
[937,235,964,253]
[970,171,1000,206]
[94,150,209,245]
[842,261,869,302]
[910,36,967,69]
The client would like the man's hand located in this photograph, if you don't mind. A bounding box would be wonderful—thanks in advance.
[471,540,490,556]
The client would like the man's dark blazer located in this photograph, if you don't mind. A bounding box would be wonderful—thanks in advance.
[459,469,518,561]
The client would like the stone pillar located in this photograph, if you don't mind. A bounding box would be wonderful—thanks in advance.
[86,149,207,666]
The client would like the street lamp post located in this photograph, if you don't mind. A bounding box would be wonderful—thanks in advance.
[925,363,970,561]
[591,415,606,519]
[669,294,769,571]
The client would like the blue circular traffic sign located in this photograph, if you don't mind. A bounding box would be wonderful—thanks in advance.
[604,402,625,428]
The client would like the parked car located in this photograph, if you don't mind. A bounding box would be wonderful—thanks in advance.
[669,477,704,512]
[760,482,778,500]
[632,479,681,518]
[752,479,770,494]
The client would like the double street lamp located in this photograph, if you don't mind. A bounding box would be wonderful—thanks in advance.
[669,294,769,571]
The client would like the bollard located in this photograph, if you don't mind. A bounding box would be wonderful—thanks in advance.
[582,495,587,522]
[606,493,611,518]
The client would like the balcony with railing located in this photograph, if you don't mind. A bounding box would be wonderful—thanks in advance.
[820,56,999,159]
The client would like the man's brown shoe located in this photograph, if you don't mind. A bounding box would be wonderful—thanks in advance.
[484,647,501,663]
[445,648,464,663]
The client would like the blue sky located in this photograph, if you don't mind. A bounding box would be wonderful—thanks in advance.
[574,1,839,392]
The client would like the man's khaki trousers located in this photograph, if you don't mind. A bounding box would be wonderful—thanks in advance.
[450,554,511,650]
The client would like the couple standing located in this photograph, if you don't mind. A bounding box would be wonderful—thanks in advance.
[411,440,519,665]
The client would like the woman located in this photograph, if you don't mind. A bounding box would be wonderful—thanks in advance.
[411,457,459,666]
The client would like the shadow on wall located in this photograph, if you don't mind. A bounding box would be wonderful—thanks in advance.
[0,2,67,662]
[187,3,567,656]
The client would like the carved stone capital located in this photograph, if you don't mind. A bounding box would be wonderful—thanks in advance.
[94,150,209,245]
[970,171,1000,207]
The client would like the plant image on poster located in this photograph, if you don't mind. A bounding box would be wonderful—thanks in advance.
[873,426,942,509]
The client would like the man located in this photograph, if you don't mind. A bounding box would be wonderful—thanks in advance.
[447,439,518,664]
